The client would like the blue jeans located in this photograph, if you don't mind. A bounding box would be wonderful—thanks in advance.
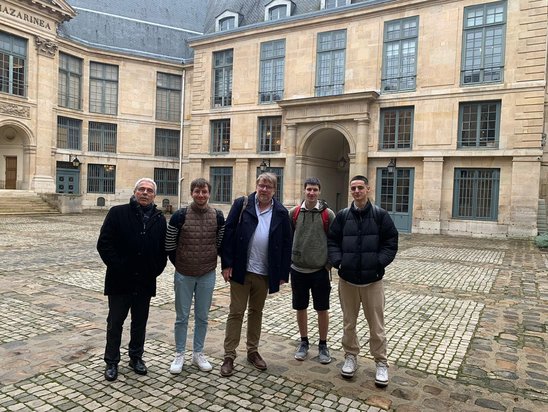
[174,270,215,353]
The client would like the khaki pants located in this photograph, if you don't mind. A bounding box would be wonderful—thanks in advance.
[223,272,269,359]
[338,277,388,364]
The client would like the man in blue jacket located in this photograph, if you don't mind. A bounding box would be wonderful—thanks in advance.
[220,172,292,377]
[328,175,398,387]
[97,178,167,382]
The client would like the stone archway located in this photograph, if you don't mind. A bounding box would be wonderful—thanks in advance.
[298,125,351,212]
[0,122,35,190]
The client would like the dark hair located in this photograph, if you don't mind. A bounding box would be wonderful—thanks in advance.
[350,175,369,185]
[190,177,211,194]
[304,177,321,190]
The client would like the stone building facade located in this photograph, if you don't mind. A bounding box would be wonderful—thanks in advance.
[0,0,547,237]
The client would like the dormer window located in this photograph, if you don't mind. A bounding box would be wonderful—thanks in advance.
[322,0,350,9]
[215,11,240,32]
[265,0,294,21]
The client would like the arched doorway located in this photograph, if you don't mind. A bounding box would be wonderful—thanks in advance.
[300,127,350,212]
[0,124,31,190]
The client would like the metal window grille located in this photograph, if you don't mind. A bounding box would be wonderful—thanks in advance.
[154,168,179,196]
[210,167,232,203]
[88,122,117,153]
[259,117,282,152]
[458,101,500,148]
[156,72,182,122]
[58,53,82,109]
[380,107,413,149]
[211,119,230,153]
[453,168,499,220]
[259,40,285,103]
[213,50,233,107]
[381,16,418,92]
[89,62,118,115]
[461,2,506,85]
[57,116,82,150]
[155,129,180,158]
[87,163,116,194]
[0,31,27,96]
[315,30,346,97]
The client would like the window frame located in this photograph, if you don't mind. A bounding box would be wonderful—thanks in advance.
[210,167,233,203]
[452,168,500,221]
[259,39,285,103]
[461,1,506,85]
[88,122,117,153]
[89,61,118,115]
[57,116,82,150]
[458,100,501,148]
[322,0,350,9]
[381,16,419,93]
[211,119,231,153]
[258,116,282,153]
[155,128,180,158]
[156,72,182,122]
[87,163,116,194]
[213,49,233,108]
[0,31,27,97]
[215,11,239,32]
[265,0,293,21]
[154,168,179,196]
[315,29,346,97]
[379,107,414,150]
[58,52,82,110]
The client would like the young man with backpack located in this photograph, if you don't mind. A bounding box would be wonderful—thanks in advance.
[289,177,335,364]
[328,175,398,387]
[165,178,225,374]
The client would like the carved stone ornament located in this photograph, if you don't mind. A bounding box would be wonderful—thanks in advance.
[34,36,58,58]
[0,102,30,118]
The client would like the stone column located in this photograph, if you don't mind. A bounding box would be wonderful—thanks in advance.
[508,156,540,237]
[284,124,297,205]
[234,158,250,197]
[418,157,444,234]
[23,144,36,190]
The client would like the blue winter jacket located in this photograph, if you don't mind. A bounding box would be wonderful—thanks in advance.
[220,192,292,293]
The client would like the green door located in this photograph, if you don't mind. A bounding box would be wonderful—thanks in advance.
[56,166,80,194]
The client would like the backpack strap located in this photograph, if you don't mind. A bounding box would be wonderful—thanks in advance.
[215,208,225,250]
[175,207,188,245]
[321,208,330,233]
[291,205,301,229]
[238,195,248,224]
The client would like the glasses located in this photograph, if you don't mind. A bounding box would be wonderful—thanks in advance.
[257,184,274,190]
[350,186,366,191]
[136,187,155,194]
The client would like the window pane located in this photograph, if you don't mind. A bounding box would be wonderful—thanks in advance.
[87,164,116,194]
[88,122,117,153]
[459,101,500,148]
[154,168,179,196]
[259,117,282,152]
[211,119,230,153]
[453,168,499,220]
[382,17,418,92]
[156,72,182,121]
[211,167,232,203]
[213,50,233,107]
[155,129,180,157]
[57,116,82,150]
[259,40,285,103]
[89,62,118,114]
[380,107,413,149]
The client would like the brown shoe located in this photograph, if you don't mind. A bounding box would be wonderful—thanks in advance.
[247,352,267,370]
[220,357,234,377]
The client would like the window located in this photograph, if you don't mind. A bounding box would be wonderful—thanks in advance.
[211,119,230,153]
[381,16,418,92]
[315,30,346,97]
[215,11,240,31]
[458,101,500,148]
[154,168,178,196]
[379,169,411,214]
[265,1,293,21]
[213,49,233,107]
[259,40,285,103]
[461,1,506,85]
[89,62,118,114]
[156,72,182,122]
[380,107,413,149]
[259,117,282,152]
[322,0,349,9]
[256,166,284,202]
[155,128,179,158]
[453,168,499,220]
[88,122,117,153]
[58,53,82,109]
[87,164,116,194]
[210,167,232,203]
[57,117,82,150]
[219,17,235,31]
[0,31,27,96]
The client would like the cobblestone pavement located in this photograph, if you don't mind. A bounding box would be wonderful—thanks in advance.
[0,212,546,411]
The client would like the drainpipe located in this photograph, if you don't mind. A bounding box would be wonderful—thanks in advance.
[177,68,186,208]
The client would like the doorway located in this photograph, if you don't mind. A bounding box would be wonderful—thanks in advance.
[376,167,414,233]
[5,156,16,189]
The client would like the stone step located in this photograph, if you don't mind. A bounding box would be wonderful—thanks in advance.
[0,190,59,215]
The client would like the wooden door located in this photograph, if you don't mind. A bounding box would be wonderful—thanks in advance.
[5,156,17,189]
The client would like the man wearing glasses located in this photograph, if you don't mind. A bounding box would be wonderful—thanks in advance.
[328,175,398,387]
[97,178,167,381]
[219,172,292,377]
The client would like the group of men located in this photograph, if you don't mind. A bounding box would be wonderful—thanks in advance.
[96,173,398,388]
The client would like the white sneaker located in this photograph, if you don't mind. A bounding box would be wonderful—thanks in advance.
[192,352,213,372]
[170,352,184,374]
[375,362,389,387]
[341,354,357,378]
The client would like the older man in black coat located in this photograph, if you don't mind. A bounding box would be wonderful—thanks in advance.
[97,177,167,381]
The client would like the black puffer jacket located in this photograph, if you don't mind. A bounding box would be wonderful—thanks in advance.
[327,201,398,285]
[97,197,167,296]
